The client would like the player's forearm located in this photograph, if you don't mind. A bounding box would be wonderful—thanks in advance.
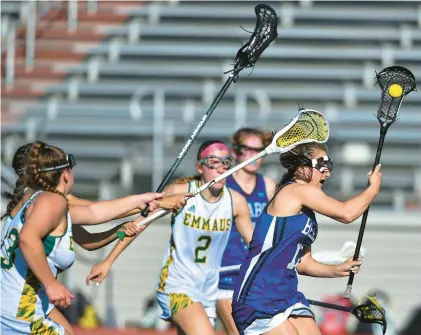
[76,224,124,251]
[296,259,337,278]
[104,235,137,265]
[85,195,147,224]
[113,208,141,220]
[342,186,378,223]
[104,215,152,264]
[19,235,57,287]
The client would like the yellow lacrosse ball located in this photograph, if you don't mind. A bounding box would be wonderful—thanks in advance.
[388,84,403,98]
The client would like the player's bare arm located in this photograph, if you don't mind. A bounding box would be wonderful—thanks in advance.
[231,189,254,246]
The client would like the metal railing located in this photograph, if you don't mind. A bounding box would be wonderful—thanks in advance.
[3,0,98,89]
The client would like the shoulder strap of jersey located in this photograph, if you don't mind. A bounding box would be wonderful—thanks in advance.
[256,173,268,197]
[224,185,235,219]
[20,190,43,224]
[263,180,296,213]
[28,190,43,201]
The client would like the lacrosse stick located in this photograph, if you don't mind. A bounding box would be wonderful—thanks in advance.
[139,4,278,218]
[309,295,387,335]
[117,109,329,240]
[344,66,416,298]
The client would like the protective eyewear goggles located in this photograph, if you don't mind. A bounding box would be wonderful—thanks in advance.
[235,144,265,154]
[39,154,76,172]
[311,155,333,172]
[198,155,234,170]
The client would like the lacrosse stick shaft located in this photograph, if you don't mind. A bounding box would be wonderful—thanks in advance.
[308,299,353,312]
[140,75,236,217]
[345,126,388,298]
[196,150,268,194]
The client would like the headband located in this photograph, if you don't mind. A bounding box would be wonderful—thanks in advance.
[200,143,229,159]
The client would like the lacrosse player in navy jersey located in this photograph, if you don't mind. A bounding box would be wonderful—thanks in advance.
[217,128,276,334]
[232,142,383,335]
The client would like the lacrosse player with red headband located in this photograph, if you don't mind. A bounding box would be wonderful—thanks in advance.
[232,141,383,335]
[86,140,254,335]
[217,128,276,335]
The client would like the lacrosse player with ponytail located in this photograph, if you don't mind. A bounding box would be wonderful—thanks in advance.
[86,140,254,335]
[217,128,276,334]
[1,141,186,335]
[1,143,161,251]
[231,141,383,335]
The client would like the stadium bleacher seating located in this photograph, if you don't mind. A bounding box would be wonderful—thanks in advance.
[1,1,421,331]
[2,0,420,205]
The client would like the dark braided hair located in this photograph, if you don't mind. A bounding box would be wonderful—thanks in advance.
[278,142,328,187]
[1,143,33,219]
[24,141,69,211]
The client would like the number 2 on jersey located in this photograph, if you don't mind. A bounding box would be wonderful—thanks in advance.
[194,235,212,263]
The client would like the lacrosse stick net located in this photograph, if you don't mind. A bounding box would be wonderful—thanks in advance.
[309,295,387,334]
[375,66,416,125]
[270,109,329,153]
[353,296,387,334]
[232,4,278,72]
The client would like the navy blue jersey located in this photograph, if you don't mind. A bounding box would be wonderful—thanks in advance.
[219,173,269,290]
[232,182,318,314]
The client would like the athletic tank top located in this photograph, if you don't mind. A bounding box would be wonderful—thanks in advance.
[1,191,75,321]
[233,181,318,312]
[157,180,234,304]
[1,215,13,246]
[219,173,269,290]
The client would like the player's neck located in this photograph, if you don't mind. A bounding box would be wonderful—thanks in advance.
[233,169,257,187]
[201,186,223,203]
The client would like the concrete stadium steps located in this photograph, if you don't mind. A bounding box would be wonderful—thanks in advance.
[17,99,421,123]
[84,41,421,64]
[103,24,421,49]
[5,118,421,145]
[36,80,421,110]
[120,1,420,27]
[1,0,143,119]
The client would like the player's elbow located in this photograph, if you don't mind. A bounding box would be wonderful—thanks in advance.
[79,243,95,251]
[336,205,355,224]
[18,231,33,251]
[338,213,354,224]
[296,262,309,276]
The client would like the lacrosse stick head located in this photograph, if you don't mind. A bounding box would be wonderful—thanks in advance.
[234,4,278,72]
[375,66,416,125]
[353,295,387,335]
[266,109,329,155]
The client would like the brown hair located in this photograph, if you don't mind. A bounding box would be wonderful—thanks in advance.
[1,143,33,219]
[278,142,328,187]
[24,141,69,210]
[171,175,200,184]
[232,127,273,154]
